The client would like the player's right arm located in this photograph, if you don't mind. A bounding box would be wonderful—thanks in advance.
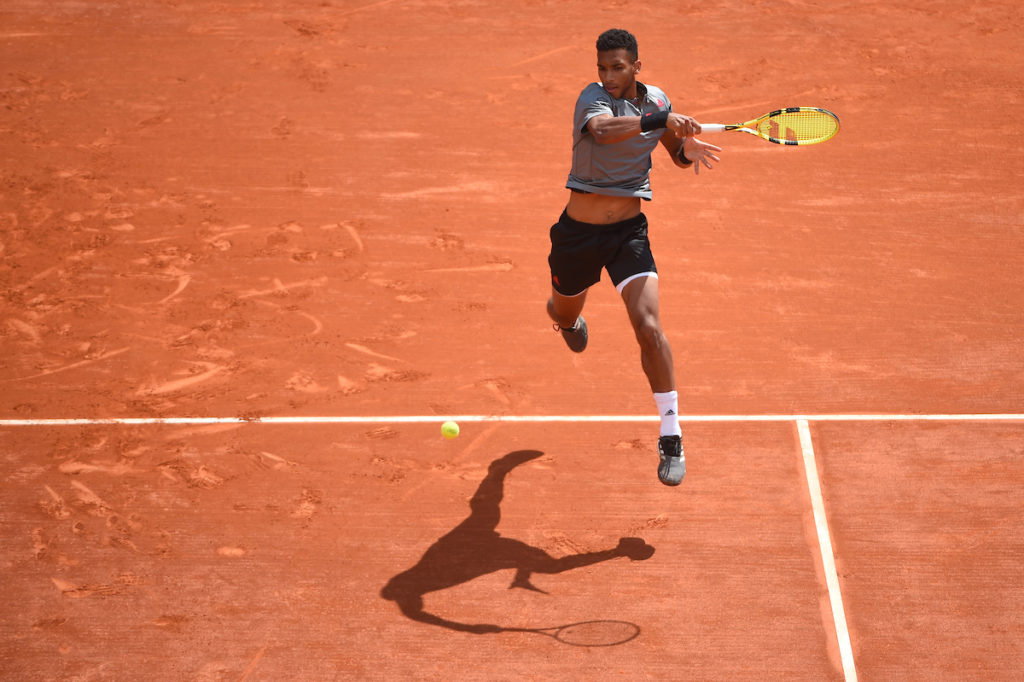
[587,112,701,145]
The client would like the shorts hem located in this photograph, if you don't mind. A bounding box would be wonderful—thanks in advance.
[614,271,658,294]
[552,284,590,297]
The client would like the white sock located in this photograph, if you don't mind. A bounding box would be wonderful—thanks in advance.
[653,391,682,437]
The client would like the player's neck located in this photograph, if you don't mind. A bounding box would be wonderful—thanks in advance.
[626,81,645,104]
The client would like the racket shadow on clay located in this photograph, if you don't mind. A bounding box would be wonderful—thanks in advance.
[380,449,653,642]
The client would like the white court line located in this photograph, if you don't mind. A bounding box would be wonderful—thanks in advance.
[0,413,1022,426]
[798,419,857,681]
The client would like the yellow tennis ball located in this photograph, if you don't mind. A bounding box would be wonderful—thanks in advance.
[441,421,460,439]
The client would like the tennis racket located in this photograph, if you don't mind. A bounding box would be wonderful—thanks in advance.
[503,619,640,647]
[700,107,839,145]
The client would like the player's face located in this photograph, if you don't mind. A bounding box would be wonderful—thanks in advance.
[597,49,639,100]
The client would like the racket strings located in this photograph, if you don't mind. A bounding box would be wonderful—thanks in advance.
[759,110,838,143]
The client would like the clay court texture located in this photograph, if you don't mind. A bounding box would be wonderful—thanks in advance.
[2,1,1023,680]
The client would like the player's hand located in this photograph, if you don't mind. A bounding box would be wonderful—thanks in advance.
[667,113,701,137]
[682,136,722,175]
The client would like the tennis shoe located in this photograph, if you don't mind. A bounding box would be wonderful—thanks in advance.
[657,435,685,486]
[546,300,588,353]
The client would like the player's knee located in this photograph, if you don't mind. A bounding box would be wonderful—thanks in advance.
[633,315,666,351]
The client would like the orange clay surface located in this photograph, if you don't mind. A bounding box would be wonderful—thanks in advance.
[2,1,1023,680]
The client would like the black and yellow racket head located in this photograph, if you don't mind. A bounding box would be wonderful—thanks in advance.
[754,107,840,145]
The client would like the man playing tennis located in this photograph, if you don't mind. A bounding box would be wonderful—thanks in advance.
[547,28,721,486]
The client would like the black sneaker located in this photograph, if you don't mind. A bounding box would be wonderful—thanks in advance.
[547,300,588,353]
[657,435,685,486]
[555,317,587,352]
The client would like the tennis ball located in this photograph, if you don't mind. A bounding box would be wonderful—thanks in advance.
[441,421,460,439]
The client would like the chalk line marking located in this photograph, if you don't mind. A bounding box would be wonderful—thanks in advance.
[2,413,1021,427]
[798,419,857,681]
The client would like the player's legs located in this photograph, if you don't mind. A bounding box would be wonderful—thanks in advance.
[547,210,598,353]
[619,273,686,486]
[547,287,587,330]
[619,274,674,393]
[547,288,588,353]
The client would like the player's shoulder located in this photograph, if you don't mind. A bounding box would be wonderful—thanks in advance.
[642,83,671,108]
[577,81,610,103]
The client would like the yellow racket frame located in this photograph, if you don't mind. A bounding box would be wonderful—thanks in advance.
[701,107,840,145]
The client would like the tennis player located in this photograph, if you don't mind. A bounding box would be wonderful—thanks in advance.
[546,28,721,486]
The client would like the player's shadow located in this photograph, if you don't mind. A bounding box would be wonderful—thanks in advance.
[379,449,655,634]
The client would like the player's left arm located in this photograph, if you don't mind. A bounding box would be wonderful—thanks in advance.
[661,133,723,174]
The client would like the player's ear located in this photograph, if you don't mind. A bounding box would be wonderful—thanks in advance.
[633,59,642,74]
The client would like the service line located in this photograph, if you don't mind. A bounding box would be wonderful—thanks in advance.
[1,413,1023,427]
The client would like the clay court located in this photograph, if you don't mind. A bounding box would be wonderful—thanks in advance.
[2,1,1023,680]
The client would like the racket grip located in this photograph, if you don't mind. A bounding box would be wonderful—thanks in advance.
[700,123,727,133]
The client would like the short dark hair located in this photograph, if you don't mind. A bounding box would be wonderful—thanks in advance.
[596,29,638,61]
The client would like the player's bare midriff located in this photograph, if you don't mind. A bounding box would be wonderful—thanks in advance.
[565,190,642,225]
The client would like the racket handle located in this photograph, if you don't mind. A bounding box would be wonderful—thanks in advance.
[700,123,727,133]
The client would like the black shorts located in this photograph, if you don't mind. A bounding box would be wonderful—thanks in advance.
[547,210,657,296]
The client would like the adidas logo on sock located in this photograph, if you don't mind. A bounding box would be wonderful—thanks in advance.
[665,409,676,416]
